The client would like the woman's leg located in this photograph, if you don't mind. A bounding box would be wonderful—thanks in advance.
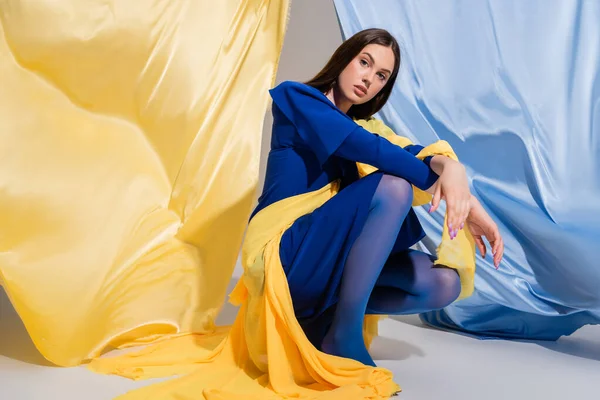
[320,174,414,366]
[366,250,461,315]
[302,251,461,354]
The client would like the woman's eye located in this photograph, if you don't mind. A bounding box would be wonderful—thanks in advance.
[377,73,386,80]
[360,59,369,66]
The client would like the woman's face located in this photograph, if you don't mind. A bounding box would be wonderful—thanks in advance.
[337,43,395,105]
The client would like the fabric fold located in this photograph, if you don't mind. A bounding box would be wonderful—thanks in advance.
[89,118,474,399]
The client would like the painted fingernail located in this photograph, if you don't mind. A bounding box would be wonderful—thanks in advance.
[460,223,464,229]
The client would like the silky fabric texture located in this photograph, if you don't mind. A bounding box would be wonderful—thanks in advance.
[0,0,289,367]
[334,0,600,339]
[89,127,469,399]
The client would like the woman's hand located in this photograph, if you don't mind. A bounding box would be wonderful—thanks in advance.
[466,195,504,269]
[428,157,471,239]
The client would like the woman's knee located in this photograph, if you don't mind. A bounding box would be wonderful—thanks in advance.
[373,175,413,213]
[429,266,461,309]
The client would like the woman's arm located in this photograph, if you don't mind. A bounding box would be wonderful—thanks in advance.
[421,155,456,193]
[337,135,471,238]
[333,128,440,191]
[422,156,471,238]
[429,155,453,176]
[271,81,471,235]
[270,81,440,190]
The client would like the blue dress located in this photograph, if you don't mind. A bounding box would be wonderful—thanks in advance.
[251,81,439,321]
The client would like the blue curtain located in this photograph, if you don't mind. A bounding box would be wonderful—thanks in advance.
[334,0,600,340]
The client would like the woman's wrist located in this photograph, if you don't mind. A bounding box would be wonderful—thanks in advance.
[469,194,479,209]
[430,155,460,175]
[429,155,445,175]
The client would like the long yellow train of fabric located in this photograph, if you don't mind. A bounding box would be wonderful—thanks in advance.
[88,118,476,399]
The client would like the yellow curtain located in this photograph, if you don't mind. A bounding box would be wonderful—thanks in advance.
[0,0,289,367]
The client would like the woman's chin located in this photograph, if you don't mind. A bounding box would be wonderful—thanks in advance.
[352,99,370,107]
[347,94,368,105]
[340,90,369,107]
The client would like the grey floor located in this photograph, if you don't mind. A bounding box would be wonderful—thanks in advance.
[2,270,599,400]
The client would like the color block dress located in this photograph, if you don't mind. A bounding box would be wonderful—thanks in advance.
[251,81,439,321]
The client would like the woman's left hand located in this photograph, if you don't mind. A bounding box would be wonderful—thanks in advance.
[466,195,504,269]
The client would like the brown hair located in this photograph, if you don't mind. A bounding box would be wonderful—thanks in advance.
[304,28,401,120]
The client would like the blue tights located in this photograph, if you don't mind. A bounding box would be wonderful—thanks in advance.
[304,175,461,366]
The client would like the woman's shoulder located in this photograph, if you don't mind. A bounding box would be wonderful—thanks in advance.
[270,80,325,101]
[271,80,310,91]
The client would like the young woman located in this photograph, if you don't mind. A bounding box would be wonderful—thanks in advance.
[251,28,504,367]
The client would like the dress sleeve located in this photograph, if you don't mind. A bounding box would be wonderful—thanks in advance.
[269,81,359,165]
[269,81,438,190]
[403,144,424,155]
[403,145,433,167]
[334,129,439,190]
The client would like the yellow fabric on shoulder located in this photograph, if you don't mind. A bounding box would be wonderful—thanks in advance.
[355,118,476,300]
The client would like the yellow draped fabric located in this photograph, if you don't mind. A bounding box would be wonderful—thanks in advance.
[0,0,289,367]
[90,181,401,399]
[87,126,476,399]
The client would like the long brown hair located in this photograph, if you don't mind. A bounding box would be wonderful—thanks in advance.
[304,28,401,120]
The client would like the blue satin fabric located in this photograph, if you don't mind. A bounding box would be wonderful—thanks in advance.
[334,0,600,339]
